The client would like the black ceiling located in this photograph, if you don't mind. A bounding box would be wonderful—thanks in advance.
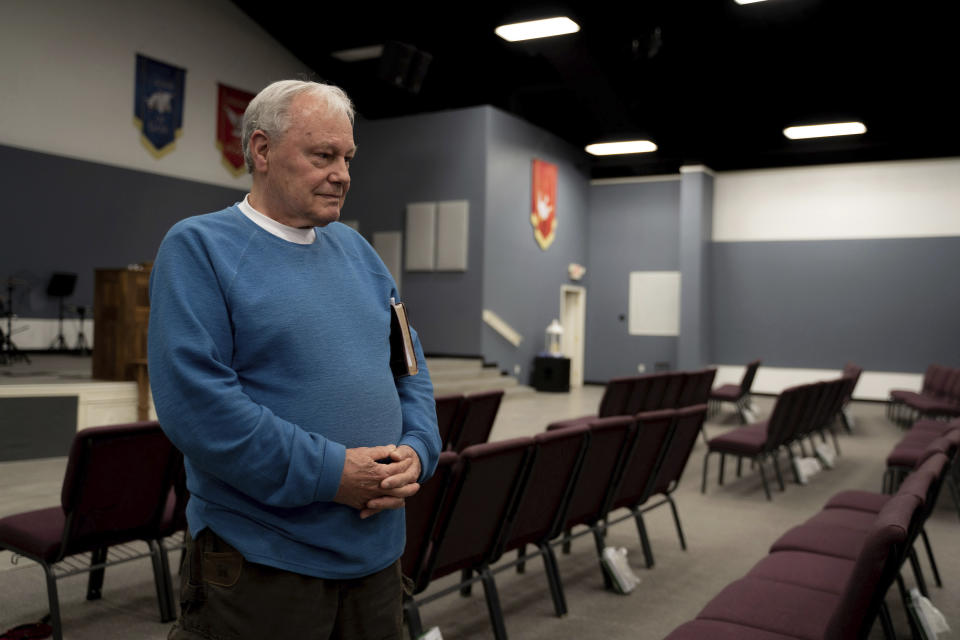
[231,0,959,178]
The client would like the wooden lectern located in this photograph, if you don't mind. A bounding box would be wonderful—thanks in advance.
[93,266,151,382]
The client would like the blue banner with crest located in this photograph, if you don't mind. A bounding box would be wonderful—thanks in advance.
[134,54,186,157]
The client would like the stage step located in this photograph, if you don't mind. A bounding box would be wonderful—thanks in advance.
[426,357,533,397]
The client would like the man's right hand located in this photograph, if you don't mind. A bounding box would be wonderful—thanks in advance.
[333,445,421,518]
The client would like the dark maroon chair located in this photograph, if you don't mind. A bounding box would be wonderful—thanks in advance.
[709,359,761,423]
[0,422,180,640]
[636,373,670,413]
[401,451,458,582]
[667,493,921,640]
[677,369,717,409]
[434,393,463,450]
[702,384,807,500]
[838,362,862,433]
[403,438,534,640]
[447,389,504,453]
[597,377,636,417]
[549,415,637,589]
[631,405,708,565]
[660,372,686,409]
[889,364,960,426]
[494,424,591,617]
[603,409,676,567]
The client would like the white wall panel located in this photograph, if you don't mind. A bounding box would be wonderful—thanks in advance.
[0,0,310,189]
[373,231,403,292]
[628,271,681,336]
[714,158,960,241]
[404,203,436,271]
[435,200,469,271]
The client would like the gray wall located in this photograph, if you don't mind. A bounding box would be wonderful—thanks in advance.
[585,179,681,381]
[710,236,960,372]
[346,109,488,357]
[0,143,245,318]
[482,108,590,377]
[677,170,714,369]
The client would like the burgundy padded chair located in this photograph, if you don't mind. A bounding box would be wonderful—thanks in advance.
[549,415,637,589]
[403,438,534,640]
[447,389,505,453]
[660,372,686,409]
[635,373,670,413]
[597,377,636,417]
[630,405,709,566]
[838,363,863,433]
[434,394,464,450]
[680,493,921,640]
[0,422,180,640]
[677,369,717,409]
[603,409,677,567]
[702,384,807,500]
[709,359,761,423]
[494,424,591,617]
[401,451,458,583]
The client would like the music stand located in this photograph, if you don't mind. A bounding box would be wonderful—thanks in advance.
[2,278,30,365]
[47,272,77,352]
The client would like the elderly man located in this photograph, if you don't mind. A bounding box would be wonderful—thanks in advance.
[148,80,440,639]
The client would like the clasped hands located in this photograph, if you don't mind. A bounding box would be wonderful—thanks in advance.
[334,444,421,519]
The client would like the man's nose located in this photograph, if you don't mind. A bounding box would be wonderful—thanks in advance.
[329,158,350,184]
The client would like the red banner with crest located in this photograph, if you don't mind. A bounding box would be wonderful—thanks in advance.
[216,83,255,176]
[531,159,557,250]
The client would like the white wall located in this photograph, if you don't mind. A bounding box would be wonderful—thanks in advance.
[0,0,312,189]
[714,157,960,242]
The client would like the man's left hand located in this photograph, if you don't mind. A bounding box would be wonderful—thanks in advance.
[359,445,422,518]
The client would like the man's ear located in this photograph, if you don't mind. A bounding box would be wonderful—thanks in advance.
[249,130,270,172]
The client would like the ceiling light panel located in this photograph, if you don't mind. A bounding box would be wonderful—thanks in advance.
[495,17,580,42]
[585,140,658,156]
[783,122,867,140]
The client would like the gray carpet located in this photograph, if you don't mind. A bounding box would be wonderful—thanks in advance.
[1,391,956,639]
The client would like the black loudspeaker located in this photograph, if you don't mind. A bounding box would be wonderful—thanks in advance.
[377,41,432,94]
[46,273,77,298]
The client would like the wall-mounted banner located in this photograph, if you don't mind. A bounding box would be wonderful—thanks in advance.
[133,54,186,158]
[216,83,255,176]
[531,158,557,250]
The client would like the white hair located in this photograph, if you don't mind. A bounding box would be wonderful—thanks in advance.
[241,80,355,173]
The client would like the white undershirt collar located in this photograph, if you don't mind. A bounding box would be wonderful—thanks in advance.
[238,194,317,245]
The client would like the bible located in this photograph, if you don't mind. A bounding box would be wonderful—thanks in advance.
[389,298,419,378]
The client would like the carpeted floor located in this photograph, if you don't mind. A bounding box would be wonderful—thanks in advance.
[0,389,956,639]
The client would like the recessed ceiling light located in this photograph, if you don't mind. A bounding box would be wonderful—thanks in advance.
[495,17,580,42]
[783,122,867,140]
[585,140,658,156]
[734,0,775,4]
[330,45,384,62]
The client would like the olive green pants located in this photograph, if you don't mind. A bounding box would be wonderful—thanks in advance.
[168,529,405,640]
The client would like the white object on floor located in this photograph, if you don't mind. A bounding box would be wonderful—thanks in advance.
[601,546,641,594]
[418,627,444,640]
[792,457,823,485]
[910,587,950,638]
[814,443,836,469]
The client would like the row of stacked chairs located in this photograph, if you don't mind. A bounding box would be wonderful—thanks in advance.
[401,404,709,640]
[434,389,504,452]
[572,367,717,422]
[883,418,960,518]
[665,431,956,640]
[888,363,960,426]
[0,422,188,640]
[702,376,855,500]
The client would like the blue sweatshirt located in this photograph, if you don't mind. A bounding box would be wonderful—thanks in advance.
[148,206,440,579]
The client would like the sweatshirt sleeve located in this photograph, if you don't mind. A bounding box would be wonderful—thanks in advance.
[148,222,345,508]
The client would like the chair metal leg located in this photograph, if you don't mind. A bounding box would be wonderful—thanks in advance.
[592,526,613,590]
[666,495,687,551]
[878,601,896,640]
[516,545,526,574]
[908,548,929,598]
[758,458,772,501]
[786,447,801,484]
[718,453,726,486]
[632,509,654,568]
[701,451,711,494]
[42,563,63,640]
[539,543,568,617]
[480,567,509,640]
[151,540,176,622]
[86,546,107,600]
[828,427,841,456]
[403,593,424,640]
[896,572,925,640]
[562,528,572,554]
[460,568,473,597]
[736,456,743,478]
[772,454,785,491]
[919,528,942,588]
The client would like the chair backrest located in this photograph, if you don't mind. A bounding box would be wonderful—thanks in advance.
[59,421,178,558]
[624,374,654,415]
[649,404,708,496]
[607,409,676,513]
[422,437,533,587]
[559,416,636,531]
[660,372,686,409]
[925,364,949,396]
[598,377,635,417]
[449,389,505,453]
[739,359,761,394]
[677,369,717,408]
[638,374,670,413]
[434,394,463,450]
[841,363,862,402]
[825,493,921,640]
[402,451,458,582]
[764,385,807,450]
[945,368,960,402]
[499,424,591,555]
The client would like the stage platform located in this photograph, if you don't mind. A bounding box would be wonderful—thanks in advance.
[0,354,149,461]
